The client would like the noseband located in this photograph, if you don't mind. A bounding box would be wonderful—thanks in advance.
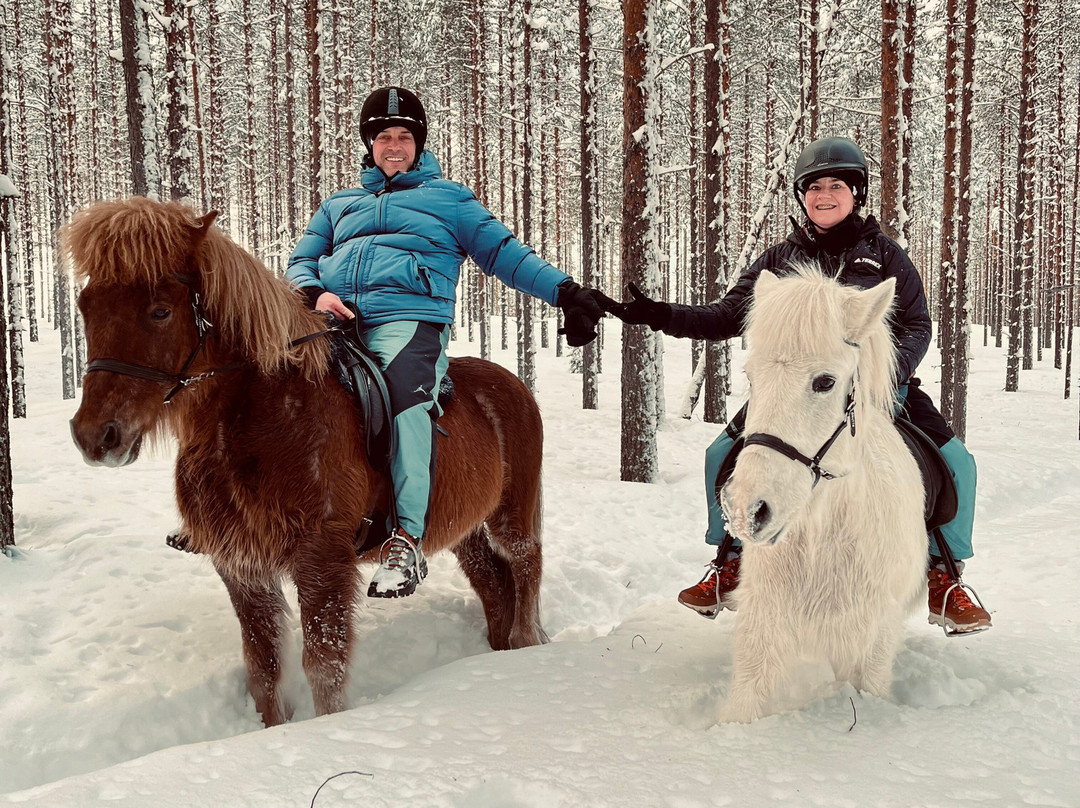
[84,275,241,404]
[741,382,856,487]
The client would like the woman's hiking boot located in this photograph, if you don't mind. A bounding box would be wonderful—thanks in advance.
[677,554,741,618]
[927,566,991,635]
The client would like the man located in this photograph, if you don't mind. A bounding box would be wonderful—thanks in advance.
[288,87,607,598]
[608,136,991,634]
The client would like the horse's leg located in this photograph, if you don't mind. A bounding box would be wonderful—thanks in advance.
[216,567,291,727]
[849,624,900,699]
[486,505,548,649]
[720,604,791,723]
[294,541,359,716]
[451,525,514,651]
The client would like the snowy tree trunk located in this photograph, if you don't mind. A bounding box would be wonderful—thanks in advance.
[519,0,536,392]
[470,0,490,361]
[284,0,299,240]
[0,194,13,551]
[701,0,730,426]
[206,0,227,229]
[185,2,208,211]
[880,0,904,242]
[306,0,323,212]
[618,0,659,483]
[242,0,261,254]
[120,0,161,199]
[1007,0,1038,392]
[164,0,193,201]
[0,18,25,419]
[46,0,78,399]
[579,0,600,409]
[11,0,37,344]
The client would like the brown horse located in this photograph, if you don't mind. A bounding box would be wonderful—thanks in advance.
[67,197,548,727]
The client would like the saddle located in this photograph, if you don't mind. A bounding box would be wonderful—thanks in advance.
[329,316,454,557]
[713,404,957,532]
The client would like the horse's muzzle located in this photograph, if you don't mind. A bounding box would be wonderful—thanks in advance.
[70,417,144,467]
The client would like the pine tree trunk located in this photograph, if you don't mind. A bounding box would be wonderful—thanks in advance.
[306,0,322,212]
[0,27,26,420]
[580,0,600,408]
[880,0,903,241]
[164,0,193,201]
[619,0,659,483]
[702,0,730,425]
[1007,0,1038,391]
[519,0,536,392]
[120,0,160,198]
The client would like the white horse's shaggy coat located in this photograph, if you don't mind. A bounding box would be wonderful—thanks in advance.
[718,266,927,723]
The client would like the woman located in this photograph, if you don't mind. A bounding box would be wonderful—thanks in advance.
[609,136,991,634]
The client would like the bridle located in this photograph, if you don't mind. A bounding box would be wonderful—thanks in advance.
[84,275,244,404]
[740,341,860,487]
[84,275,340,405]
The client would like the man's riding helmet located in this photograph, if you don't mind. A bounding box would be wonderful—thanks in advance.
[360,87,428,163]
[793,136,869,210]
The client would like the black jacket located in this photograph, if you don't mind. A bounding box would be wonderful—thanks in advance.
[665,214,931,384]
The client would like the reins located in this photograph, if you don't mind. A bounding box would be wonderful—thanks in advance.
[85,275,341,405]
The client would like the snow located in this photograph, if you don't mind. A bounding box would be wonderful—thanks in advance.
[2,320,1079,807]
[0,174,19,198]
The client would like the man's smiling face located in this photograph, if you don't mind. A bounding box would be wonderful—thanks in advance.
[372,126,417,177]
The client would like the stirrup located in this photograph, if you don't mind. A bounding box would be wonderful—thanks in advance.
[696,561,724,620]
[933,580,991,638]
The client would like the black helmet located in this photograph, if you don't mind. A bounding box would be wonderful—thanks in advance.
[360,87,428,158]
[793,136,868,208]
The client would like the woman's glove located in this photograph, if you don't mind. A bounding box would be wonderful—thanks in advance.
[556,280,615,347]
[610,282,671,332]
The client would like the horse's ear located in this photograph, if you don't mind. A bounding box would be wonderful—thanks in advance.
[843,277,896,343]
[755,270,780,295]
[191,210,220,250]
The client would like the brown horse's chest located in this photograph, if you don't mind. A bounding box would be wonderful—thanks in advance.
[174,397,340,566]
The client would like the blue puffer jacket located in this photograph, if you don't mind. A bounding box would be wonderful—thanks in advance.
[287,151,570,326]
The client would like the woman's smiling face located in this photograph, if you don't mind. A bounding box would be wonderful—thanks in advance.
[804,176,854,231]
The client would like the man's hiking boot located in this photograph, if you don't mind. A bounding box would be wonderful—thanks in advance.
[678,554,741,618]
[367,529,428,598]
[928,566,991,635]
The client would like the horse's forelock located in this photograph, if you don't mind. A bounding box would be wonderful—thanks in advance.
[65,198,202,287]
[66,197,328,378]
[749,262,897,413]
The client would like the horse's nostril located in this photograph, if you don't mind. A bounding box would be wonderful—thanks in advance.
[750,500,771,532]
[100,421,121,452]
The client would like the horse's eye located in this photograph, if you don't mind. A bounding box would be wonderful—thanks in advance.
[150,307,172,321]
[812,375,836,393]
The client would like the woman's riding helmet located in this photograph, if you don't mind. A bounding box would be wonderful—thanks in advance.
[360,87,428,162]
[793,136,868,209]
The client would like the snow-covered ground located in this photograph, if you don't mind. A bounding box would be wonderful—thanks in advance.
[2,320,1078,807]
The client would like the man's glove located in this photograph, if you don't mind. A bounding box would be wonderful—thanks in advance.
[610,282,671,332]
[556,280,615,347]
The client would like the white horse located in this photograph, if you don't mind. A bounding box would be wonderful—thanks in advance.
[718,265,927,723]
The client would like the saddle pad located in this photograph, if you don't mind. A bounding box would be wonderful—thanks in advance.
[895,416,958,530]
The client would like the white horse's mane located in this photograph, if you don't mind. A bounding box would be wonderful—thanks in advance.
[747,261,899,415]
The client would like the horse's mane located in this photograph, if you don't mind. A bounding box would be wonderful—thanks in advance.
[64,197,328,378]
[748,261,898,414]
